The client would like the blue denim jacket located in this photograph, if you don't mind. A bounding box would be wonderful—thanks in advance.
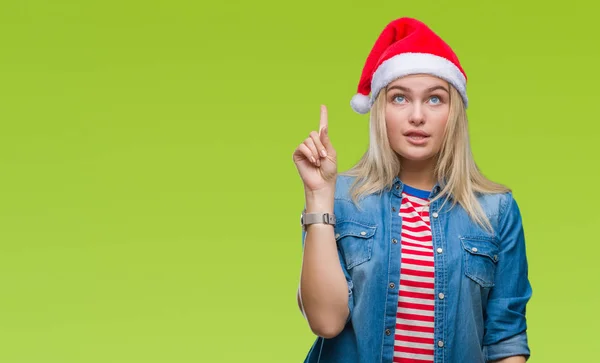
[301,175,532,363]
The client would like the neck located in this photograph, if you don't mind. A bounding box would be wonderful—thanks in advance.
[399,157,437,191]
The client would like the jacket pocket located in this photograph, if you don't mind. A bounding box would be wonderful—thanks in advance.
[460,236,499,288]
[335,220,377,270]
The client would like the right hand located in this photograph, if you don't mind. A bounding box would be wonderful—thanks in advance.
[293,105,337,192]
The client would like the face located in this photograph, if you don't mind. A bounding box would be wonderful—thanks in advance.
[384,74,451,164]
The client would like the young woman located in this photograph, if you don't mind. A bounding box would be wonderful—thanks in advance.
[293,18,532,363]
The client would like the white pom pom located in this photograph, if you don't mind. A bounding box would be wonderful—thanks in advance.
[350,93,371,114]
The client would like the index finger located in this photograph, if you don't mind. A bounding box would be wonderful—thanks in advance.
[319,105,328,134]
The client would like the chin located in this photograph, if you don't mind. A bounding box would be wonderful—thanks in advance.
[396,149,436,162]
[402,155,434,162]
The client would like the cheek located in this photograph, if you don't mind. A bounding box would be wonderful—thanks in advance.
[385,107,404,138]
[385,119,401,137]
[432,115,449,138]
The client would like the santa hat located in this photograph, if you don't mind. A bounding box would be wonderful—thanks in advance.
[350,17,468,114]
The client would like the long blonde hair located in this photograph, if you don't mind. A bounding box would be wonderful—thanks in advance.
[340,82,510,232]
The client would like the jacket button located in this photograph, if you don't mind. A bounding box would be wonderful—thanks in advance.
[360,231,366,236]
[436,247,443,254]
[385,329,391,336]
[395,185,400,190]
[438,340,444,348]
[392,207,396,212]
[392,238,398,244]
[438,292,445,299]
[432,212,439,218]
[472,247,478,252]
[389,282,395,289]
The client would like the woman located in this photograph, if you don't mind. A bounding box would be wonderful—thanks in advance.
[293,17,532,363]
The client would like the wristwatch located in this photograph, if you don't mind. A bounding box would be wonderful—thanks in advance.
[301,210,336,231]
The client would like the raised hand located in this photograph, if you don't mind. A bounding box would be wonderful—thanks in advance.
[293,105,338,193]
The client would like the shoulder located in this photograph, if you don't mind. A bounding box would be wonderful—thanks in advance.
[333,174,381,223]
[474,191,514,218]
[333,174,385,206]
[473,190,523,238]
[482,190,519,221]
[333,174,357,201]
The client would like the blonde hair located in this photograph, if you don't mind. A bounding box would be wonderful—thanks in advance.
[340,81,510,232]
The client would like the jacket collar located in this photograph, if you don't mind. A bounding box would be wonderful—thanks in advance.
[392,175,447,200]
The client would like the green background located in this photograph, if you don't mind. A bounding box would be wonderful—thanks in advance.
[0,0,598,362]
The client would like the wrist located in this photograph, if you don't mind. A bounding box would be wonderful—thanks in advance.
[305,188,335,213]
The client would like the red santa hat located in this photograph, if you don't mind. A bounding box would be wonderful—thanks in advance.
[350,17,468,114]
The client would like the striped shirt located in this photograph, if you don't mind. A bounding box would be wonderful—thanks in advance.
[393,185,435,363]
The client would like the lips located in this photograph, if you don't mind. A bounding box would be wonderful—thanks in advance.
[404,131,430,138]
[404,130,430,145]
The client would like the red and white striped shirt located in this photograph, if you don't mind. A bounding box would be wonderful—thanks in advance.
[393,185,435,363]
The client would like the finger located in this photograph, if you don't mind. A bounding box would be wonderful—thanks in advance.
[297,143,317,165]
[303,137,321,166]
[310,131,327,158]
[319,105,328,134]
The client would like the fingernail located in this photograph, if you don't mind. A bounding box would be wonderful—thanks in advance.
[320,149,327,157]
[310,156,316,164]
[324,127,328,135]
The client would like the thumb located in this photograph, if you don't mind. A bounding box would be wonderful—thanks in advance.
[320,125,335,154]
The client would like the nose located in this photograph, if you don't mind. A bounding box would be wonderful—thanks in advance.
[409,104,425,126]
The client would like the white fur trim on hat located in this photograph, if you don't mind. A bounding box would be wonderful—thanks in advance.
[370,52,468,108]
[350,93,372,114]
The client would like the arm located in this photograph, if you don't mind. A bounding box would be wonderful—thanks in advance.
[491,357,526,363]
[483,193,533,362]
[297,189,351,339]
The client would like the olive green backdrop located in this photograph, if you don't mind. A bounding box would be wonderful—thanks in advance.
[0,0,598,362]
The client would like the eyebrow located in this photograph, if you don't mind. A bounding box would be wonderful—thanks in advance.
[387,85,449,94]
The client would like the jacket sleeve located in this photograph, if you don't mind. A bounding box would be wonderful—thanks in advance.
[483,193,533,362]
[301,221,355,324]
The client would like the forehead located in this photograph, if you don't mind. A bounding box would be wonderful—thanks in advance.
[387,74,448,89]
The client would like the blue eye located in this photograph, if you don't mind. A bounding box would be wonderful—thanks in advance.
[429,96,441,104]
[394,95,406,103]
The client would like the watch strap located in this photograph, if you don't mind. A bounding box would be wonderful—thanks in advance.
[301,212,336,230]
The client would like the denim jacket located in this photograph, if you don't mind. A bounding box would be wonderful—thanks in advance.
[300,175,532,363]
